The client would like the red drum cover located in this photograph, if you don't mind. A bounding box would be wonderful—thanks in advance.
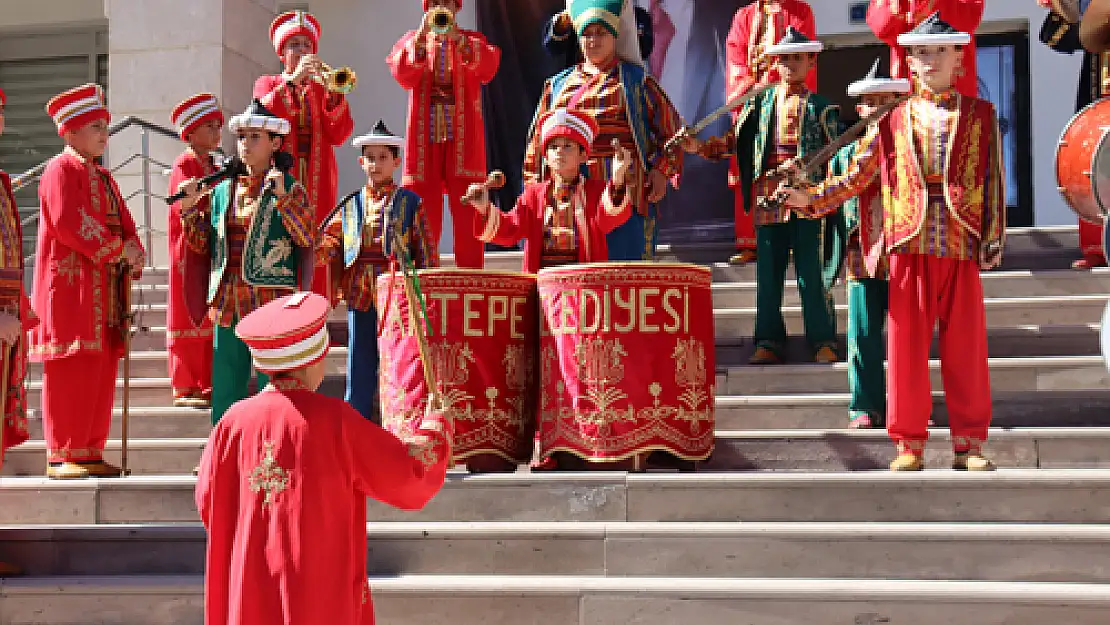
[536,262,716,463]
[377,269,538,466]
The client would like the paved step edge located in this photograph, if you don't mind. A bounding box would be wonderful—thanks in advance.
[3,575,1110,603]
[5,521,1110,541]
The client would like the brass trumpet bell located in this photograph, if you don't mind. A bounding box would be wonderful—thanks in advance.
[427,6,456,35]
[318,62,357,95]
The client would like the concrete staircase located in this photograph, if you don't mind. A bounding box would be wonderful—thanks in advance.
[2,226,1110,624]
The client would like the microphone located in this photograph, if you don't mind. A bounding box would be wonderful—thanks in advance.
[165,156,247,204]
[264,151,296,196]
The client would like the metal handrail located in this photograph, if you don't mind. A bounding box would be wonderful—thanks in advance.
[14,116,184,268]
[12,115,179,191]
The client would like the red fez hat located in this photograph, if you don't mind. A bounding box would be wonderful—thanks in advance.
[170,93,224,140]
[46,84,110,137]
[0,88,6,107]
[270,10,321,55]
[235,292,331,374]
[538,108,600,155]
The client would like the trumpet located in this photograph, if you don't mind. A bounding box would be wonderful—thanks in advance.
[426,6,456,35]
[314,62,357,95]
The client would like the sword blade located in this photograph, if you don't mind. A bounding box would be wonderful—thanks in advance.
[664,83,775,153]
[799,96,909,177]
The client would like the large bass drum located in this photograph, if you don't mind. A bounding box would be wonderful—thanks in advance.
[1056,97,1110,224]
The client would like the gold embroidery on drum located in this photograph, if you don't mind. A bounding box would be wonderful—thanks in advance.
[673,338,713,435]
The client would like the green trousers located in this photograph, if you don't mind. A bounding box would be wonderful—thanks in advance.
[211,322,270,425]
[847,278,888,420]
[754,220,837,353]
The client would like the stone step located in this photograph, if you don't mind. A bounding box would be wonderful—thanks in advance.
[0,575,1108,625]
[124,268,1110,310]
[5,521,1110,583]
[4,427,1107,477]
[30,323,1101,382]
[95,293,1110,354]
[23,356,1110,409]
[2,470,1110,524]
[723,355,1110,394]
[16,389,1110,439]
[22,389,1110,442]
[717,389,1110,429]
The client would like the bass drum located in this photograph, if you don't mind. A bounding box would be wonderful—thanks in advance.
[1056,97,1110,224]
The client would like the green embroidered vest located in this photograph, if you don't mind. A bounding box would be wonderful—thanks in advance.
[207,173,301,304]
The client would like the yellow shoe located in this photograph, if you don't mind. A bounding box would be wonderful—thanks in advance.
[729,250,757,265]
[953,452,996,471]
[814,346,839,364]
[46,462,90,480]
[749,347,782,365]
[889,453,924,471]
[0,561,21,576]
[83,460,124,478]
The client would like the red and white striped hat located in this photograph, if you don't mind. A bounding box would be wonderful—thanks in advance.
[170,93,224,140]
[235,292,331,374]
[270,10,320,55]
[45,84,110,137]
[538,108,600,155]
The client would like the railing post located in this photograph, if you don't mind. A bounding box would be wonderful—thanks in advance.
[140,128,153,269]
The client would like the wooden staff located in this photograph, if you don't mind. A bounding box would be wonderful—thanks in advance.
[118,262,133,477]
[0,339,10,458]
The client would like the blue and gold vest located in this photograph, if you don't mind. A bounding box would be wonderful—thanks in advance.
[339,187,422,266]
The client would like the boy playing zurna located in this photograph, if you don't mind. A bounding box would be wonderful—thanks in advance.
[318,120,439,423]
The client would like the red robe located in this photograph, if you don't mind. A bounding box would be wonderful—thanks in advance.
[387,30,500,187]
[724,0,816,251]
[255,76,355,298]
[29,148,142,361]
[0,172,33,467]
[473,179,631,275]
[867,0,985,98]
[29,148,143,463]
[196,379,452,625]
[166,149,215,397]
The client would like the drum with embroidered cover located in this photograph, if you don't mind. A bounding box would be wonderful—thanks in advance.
[535,262,716,465]
[377,269,538,472]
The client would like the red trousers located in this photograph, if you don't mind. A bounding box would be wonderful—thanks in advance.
[168,337,212,397]
[405,142,484,269]
[41,350,120,463]
[887,253,991,454]
[1079,218,1106,263]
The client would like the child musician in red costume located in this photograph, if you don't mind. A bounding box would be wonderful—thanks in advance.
[166,93,222,409]
[781,13,1005,472]
[388,0,501,269]
[464,108,633,274]
[723,0,816,264]
[196,292,452,625]
[255,10,355,297]
[30,84,145,480]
